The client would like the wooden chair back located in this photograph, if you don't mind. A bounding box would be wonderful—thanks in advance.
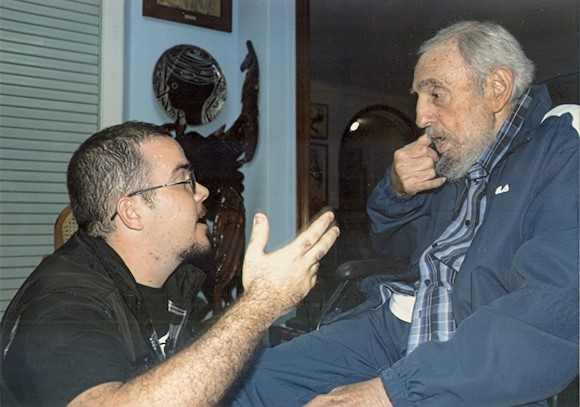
[54,204,78,249]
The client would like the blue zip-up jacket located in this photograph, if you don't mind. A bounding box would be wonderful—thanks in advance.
[367,86,579,406]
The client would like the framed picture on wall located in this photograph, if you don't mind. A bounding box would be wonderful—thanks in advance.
[309,143,328,215]
[143,0,232,32]
[310,103,328,140]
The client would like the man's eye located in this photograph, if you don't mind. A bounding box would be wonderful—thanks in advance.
[431,90,447,105]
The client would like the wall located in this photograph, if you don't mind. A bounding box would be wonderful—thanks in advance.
[124,1,297,251]
[310,82,416,209]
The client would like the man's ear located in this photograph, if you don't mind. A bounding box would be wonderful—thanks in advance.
[486,66,514,113]
[115,197,145,231]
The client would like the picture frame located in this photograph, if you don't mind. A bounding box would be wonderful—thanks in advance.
[310,103,328,140]
[309,143,328,215]
[143,0,232,33]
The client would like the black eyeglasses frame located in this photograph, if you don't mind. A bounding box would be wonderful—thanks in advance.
[110,170,196,221]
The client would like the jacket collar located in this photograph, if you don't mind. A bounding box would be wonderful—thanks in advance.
[74,230,205,314]
[505,84,553,152]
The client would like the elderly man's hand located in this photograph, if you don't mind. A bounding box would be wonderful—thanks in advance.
[242,210,339,318]
[305,378,392,407]
[391,134,446,196]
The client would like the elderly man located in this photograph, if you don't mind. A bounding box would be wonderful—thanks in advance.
[0,122,339,406]
[230,21,579,406]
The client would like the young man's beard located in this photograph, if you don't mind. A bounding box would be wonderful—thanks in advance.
[179,240,213,264]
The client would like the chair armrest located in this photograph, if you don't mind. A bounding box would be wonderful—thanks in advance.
[314,258,413,330]
[335,258,409,280]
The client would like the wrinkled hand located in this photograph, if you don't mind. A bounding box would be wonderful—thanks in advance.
[242,210,339,317]
[305,378,392,407]
[391,134,446,196]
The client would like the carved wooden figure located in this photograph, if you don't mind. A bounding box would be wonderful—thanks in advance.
[158,41,259,316]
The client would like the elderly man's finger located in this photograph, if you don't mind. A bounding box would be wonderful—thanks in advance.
[416,133,432,146]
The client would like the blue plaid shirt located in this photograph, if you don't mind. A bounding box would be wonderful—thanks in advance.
[406,90,532,354]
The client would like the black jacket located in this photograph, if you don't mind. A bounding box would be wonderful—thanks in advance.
[1,230,206,406]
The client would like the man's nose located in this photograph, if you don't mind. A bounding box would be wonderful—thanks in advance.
[194,182,210,203]
[415,96,435,129]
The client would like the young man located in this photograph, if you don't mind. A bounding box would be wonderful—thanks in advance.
[0,122,340,406]
[230,21,579,406]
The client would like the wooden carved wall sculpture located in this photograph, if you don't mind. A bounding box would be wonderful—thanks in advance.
[154,41,259,316]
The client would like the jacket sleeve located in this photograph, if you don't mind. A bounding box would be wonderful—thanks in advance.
[378,118,579,406]
[367,169,454,264]
[367,170,427,262]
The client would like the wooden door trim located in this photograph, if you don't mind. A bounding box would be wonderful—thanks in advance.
[296,0,310,229]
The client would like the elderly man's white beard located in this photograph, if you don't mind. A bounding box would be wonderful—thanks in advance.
[435,142,488,181]
[429,120,497,181]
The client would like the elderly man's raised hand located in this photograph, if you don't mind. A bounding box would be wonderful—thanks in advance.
[391,134,446,196]
[242,211,339,318]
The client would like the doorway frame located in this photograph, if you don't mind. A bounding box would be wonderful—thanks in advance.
[296,0,310,229]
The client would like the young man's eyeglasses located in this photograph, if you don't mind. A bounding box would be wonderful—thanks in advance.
[110,171,197,221]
